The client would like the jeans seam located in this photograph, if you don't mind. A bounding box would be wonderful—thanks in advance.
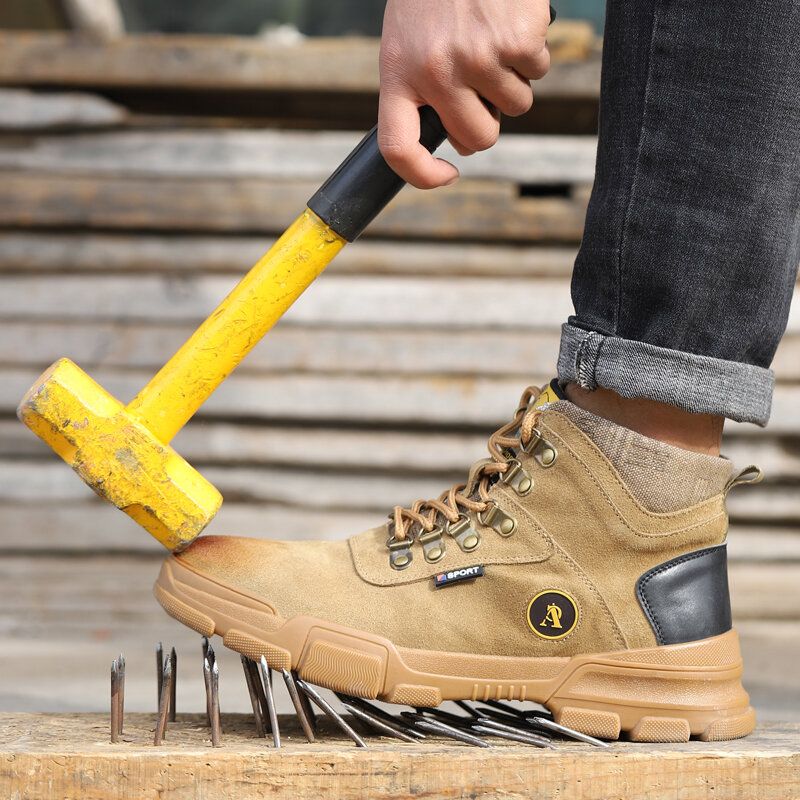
[615,0,662,335]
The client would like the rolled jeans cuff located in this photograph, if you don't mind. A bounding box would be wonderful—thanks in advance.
[556,323,774,426]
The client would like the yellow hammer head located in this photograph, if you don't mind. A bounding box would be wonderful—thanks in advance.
[17,358,222,551]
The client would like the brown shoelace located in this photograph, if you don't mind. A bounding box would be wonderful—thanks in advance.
[390,385,544,543]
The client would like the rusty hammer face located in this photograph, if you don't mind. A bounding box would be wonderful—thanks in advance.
[17,109,447,551]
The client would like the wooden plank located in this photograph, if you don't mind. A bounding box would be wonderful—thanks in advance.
[2,273,799,333]
[0,232,579,277]
[0,459,443,510]
[2,713,796,800]
[730,563,800,619]
[0,129,599,184]
[4,367,800,432]
[726,489,800,525]
[2,415,798,485]
[0,88,126,130]
[722,437,800,481]
[727,527,800,563]
[0,502,380,552]
[0,33,601,97]
[0,172,588,241]
[2,318,799,383]
[0,420,482,468]
[0,477,797,551]
[0,274,578,328]
[2,458,798,525]
[0,34,383,93]
[1,368,530,427]
[0,320,565,376]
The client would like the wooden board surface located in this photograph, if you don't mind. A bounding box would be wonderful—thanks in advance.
[0,232,581,277]
[4,366,800,434]
[0,172,589,241]
[0,32,600,96]
[0,129,600,183]
[1,713,798,800]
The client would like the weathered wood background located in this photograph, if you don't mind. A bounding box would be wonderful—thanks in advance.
[0,30,797,721]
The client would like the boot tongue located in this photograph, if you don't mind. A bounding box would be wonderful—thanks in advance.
[533,378,566,409]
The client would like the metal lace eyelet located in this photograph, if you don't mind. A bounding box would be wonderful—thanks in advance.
[419,526,446,563]
[477,501,517,537]
[445,514,481,552]
[521,431,558,468]
[534,442,558,468]
[500,458,533,496]
[386,536,413,570]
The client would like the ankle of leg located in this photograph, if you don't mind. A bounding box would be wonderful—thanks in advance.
[564,383,724,457]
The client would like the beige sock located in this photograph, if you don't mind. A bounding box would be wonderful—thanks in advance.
[550,401,734,513]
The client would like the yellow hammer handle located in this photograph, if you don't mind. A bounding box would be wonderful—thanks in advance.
[126,210,344,443]
[128,107,447,444]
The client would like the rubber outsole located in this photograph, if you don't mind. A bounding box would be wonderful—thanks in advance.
[154,556,756,743]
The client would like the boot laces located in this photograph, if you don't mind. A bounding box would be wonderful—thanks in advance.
[389,386,544,544]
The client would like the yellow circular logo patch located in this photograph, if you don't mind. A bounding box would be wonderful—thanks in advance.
[526,590,579,640]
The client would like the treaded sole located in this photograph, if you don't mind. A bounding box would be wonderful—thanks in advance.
[154,556,755,743]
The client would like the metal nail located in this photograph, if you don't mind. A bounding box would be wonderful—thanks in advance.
[528,715,610,748]
[340,696,425,739]
[201,636,209,663]
[413,718,491,748]
[472,724,554,748]
[470,704,523,725]
[340,702,418,743]
[281,669,315,743]
[481,699,526,717]
[453,700,480,717]
[246,659,269,735]
[477,714,551,737]
[416,707,475,730]
[292,671,318,734]
[168,647,177,722]
[117,654,125,736]
[209,660,221,747]
[295,679,367,748]
[240,656,265,737]
[475,717,552,747]
[521,705,554,720]
[258,656,280,748]
[154,658,172,746]
[110,659,119,743]
[202,655,212,727]
[156,642,164,708]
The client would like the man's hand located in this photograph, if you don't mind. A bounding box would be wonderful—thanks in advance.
[378,0,552,189]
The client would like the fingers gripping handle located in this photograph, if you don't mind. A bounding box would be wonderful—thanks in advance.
[307,106,447,242]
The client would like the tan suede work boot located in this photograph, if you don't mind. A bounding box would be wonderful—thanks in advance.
[154,381,761,742]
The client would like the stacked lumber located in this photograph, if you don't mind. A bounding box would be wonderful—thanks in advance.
[0,32,798,719]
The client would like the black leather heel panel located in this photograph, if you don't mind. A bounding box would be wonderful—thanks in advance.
[636,544,732,646]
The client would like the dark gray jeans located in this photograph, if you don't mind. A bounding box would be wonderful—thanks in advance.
[557,0,800,425]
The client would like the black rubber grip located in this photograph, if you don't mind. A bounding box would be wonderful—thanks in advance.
[307,106,447,242]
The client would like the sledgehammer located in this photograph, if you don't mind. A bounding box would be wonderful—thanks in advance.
[18,108,446,552]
